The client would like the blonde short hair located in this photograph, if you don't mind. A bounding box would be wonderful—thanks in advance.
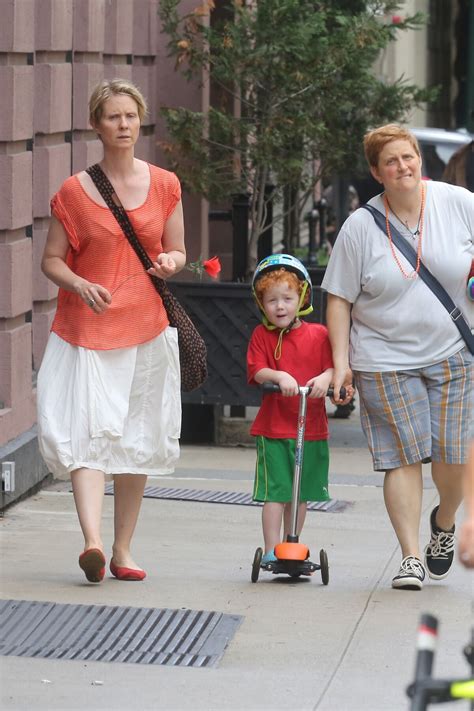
[89,79,148,125]
[364,123,420,168]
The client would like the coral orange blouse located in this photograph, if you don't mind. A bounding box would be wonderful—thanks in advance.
[50,164,181,350]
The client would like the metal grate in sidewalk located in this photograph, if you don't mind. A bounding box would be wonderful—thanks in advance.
[0,599,242,668]
[104,483,349,512]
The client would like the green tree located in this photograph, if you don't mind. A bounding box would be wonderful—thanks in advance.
[159,0,433,274]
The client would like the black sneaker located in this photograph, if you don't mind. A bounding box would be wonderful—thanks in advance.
[424,506,455,579]
[392,556,425,590]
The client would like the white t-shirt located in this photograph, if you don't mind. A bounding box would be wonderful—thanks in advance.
[321,181,474,371]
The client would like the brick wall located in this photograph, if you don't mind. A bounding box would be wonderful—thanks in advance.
[0,0,206,454]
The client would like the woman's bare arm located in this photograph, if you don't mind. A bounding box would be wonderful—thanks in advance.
[147,200,186,279]
[41,216,111,312]
[326,293,354,403]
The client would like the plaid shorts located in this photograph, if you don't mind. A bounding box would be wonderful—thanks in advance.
[353,348,473,472]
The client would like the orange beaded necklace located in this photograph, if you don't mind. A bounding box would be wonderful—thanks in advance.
[383,183,425,279]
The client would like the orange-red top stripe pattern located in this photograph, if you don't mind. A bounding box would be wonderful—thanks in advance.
[50,164,181,350]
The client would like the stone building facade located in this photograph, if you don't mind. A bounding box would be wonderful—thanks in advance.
[0,0,207,507]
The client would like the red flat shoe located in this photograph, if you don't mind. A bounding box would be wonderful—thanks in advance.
[110,559,146,581]
[79,548,106,583]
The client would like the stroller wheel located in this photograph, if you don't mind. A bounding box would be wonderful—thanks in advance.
[319,549,329,585]
[251,547,263,583]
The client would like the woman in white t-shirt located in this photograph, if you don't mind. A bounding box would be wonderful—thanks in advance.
[322,124,473,591]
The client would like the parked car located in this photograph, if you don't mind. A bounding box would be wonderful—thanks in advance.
[413,127,473,180]
[352,127,474,203]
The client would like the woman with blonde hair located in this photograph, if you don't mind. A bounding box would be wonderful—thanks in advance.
[322,123,473,590]
[38,79,185,583]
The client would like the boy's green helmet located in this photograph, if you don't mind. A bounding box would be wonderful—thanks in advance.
[252,254,313,328]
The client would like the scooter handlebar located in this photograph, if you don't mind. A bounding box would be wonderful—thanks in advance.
[328,386,347,400]
[261,382,347,399]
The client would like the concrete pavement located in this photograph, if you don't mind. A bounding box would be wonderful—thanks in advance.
[0,409,472,711]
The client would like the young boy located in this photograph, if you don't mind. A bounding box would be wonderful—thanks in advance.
[247,254,334,565]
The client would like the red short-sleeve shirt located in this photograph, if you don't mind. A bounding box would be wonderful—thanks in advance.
[247,321,334,440]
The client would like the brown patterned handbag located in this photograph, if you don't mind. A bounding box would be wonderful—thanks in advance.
[86,163,208,392]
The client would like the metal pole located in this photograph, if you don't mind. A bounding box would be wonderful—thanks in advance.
[231,193,250,281]
[307,206,319,266]
[288,386,309,541]
[317,197,328,245]
[332,175,350,232]
[409,614,438,711]
[258,184,274,262]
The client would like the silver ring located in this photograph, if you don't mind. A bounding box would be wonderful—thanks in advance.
[88,298,95,307]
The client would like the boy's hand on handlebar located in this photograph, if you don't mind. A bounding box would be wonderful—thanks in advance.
[306,373,332,398]
[276,373,299,397]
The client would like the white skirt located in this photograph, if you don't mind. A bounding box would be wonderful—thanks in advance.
[37,329,181,477]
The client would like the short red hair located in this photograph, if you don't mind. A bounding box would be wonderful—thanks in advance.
[255,268,309,307]
[364,124,420,168]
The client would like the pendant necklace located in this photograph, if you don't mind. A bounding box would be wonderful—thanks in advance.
[383,183,425,279]
[389,206,422,239]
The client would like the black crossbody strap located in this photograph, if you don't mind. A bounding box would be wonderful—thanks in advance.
[86,164,208,393]
[85,163,167,298]
[361,203,474,354]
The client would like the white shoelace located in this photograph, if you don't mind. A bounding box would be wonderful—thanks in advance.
[427,530,455,559]
[398,556,425,577]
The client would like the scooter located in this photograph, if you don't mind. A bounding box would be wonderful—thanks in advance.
[406,613,474,709]
[251,383,345,584]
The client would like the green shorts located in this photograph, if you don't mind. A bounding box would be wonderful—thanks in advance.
[253,436,330,503]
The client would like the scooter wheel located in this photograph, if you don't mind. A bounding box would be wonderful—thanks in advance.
[251,547,263,583]
[319,549,329,585]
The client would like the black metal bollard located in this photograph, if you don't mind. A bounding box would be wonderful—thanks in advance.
[231,193,250,281]
[316,197,328,246]
[257,185,274,263]
[306,205,319,266]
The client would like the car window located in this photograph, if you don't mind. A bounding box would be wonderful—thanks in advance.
[433,142,461,164]
[419,140,470,180]
[419,144,447,180]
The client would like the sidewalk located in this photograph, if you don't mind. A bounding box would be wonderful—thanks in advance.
[0,411,472,711]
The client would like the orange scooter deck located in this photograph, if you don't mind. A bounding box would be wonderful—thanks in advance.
[274,542,309,561]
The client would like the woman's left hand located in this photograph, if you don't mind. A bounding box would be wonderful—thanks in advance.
[147,253,177,279]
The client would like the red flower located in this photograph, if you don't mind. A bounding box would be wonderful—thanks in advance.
[391,15,403,24]
[203,256,221,279]
[186,255,221,280]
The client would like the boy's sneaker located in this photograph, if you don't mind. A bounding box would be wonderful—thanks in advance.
[261,551,277,565]
[424,506,455,579]
[392,556,426,590]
